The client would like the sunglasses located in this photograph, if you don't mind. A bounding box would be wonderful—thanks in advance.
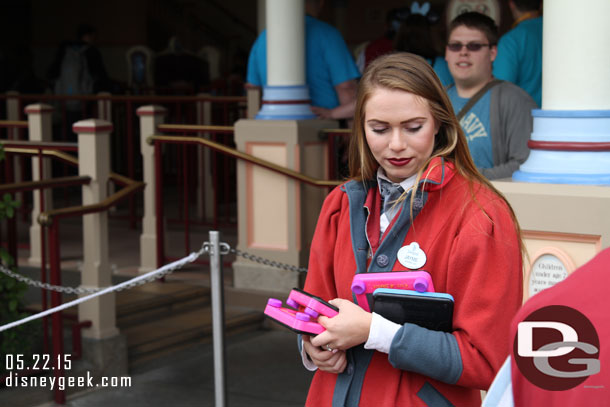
[446,42,492,52]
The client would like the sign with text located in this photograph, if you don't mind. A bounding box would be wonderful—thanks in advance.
[529,254,569,296]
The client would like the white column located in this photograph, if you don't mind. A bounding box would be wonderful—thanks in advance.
[256,0,314,119]
[542,1,610,110]
[137,105,166,273]
[74,119,118,339]
[96,92,115,209]
[266,0,305,86]
[513,0,610,185]
[25,104,54,266]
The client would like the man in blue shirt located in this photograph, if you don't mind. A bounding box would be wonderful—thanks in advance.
[493,0,542,106]
[246,0,360,121]
[445,12,537,180]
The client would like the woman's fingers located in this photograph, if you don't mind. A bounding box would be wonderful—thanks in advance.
[313,298,372,350]
[310,330,332,348]
[317,350,347,374]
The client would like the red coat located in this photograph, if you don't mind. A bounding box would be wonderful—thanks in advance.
[304,159,523,406]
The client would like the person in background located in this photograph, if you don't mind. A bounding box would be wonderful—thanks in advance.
[47,24,111,97]
[300,52,523,406]
[356,7,408,73]
[493,0,543,106]
[393,13,453,87]
[246,0,360,121]
[47,24,113,142]
[445,12,537,180]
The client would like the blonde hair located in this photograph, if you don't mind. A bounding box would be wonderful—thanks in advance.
[348,52,523,250]
[349,52,478,183]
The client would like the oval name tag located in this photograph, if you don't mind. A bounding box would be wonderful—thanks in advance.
[397,242,427,269]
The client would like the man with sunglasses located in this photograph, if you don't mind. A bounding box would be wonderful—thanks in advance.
[445,12,537,180]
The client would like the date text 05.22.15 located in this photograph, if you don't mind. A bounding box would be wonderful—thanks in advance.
[5,354,72,371]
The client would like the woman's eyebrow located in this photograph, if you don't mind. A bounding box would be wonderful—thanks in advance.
[366,117,426,125]
[401,117,427,124]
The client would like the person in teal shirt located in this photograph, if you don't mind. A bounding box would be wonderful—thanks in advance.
[246,0,360,120]
[493,0,542,106]
[445,12,537,180]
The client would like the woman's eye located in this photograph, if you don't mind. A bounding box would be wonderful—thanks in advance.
[406,125,422,133]
[371,127,387,134]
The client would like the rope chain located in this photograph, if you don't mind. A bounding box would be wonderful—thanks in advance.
[231,248,308,274]
[0,242,306,293]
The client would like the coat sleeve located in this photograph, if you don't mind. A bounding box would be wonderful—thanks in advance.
[388,196,523,389]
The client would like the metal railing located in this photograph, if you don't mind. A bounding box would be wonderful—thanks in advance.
[1,141,143,405]
[2,92,248,229]
[148,128,342,268]
[150,133,340,187]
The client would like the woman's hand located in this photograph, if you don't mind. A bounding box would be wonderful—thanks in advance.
[311,298,372,351]
[302,335,347,374]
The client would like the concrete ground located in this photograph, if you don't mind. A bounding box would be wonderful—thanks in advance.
[15,329,313,407]
[4,211,314,407]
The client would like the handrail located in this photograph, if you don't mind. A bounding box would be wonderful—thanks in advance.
[4,146,79,166]
[2,140,78,151]
[2,144,144,224]
[148,134,343,188]
[4,145,140,186]
[0,120,28,128]
[157,124,234,133]
[38,180,145,226]
[0,176,91,194]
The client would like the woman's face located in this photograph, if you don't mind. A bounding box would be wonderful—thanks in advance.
[364,87,438,183]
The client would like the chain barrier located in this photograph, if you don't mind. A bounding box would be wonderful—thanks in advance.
[0,244,209,295]
[0,244,212,333]
[231,248,308,274]
[0,243,305,296]
[0,265,101,295]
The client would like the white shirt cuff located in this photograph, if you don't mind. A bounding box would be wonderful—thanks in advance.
[301,338,318,371]
[364,312,401,354]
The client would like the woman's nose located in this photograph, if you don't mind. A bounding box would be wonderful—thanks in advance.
[389,129,407,151]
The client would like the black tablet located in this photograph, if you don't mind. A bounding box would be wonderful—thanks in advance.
[372,289,454,332]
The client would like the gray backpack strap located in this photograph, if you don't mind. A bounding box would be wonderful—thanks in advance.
[448,79,503,121]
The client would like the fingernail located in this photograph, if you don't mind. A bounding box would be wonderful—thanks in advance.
[332,349,338,354]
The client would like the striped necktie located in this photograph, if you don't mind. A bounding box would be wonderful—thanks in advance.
[379,179,404,222]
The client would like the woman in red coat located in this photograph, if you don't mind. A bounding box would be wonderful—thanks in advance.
[300,52,524,406]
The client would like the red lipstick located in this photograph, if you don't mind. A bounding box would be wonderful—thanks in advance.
[388,158,411,166]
